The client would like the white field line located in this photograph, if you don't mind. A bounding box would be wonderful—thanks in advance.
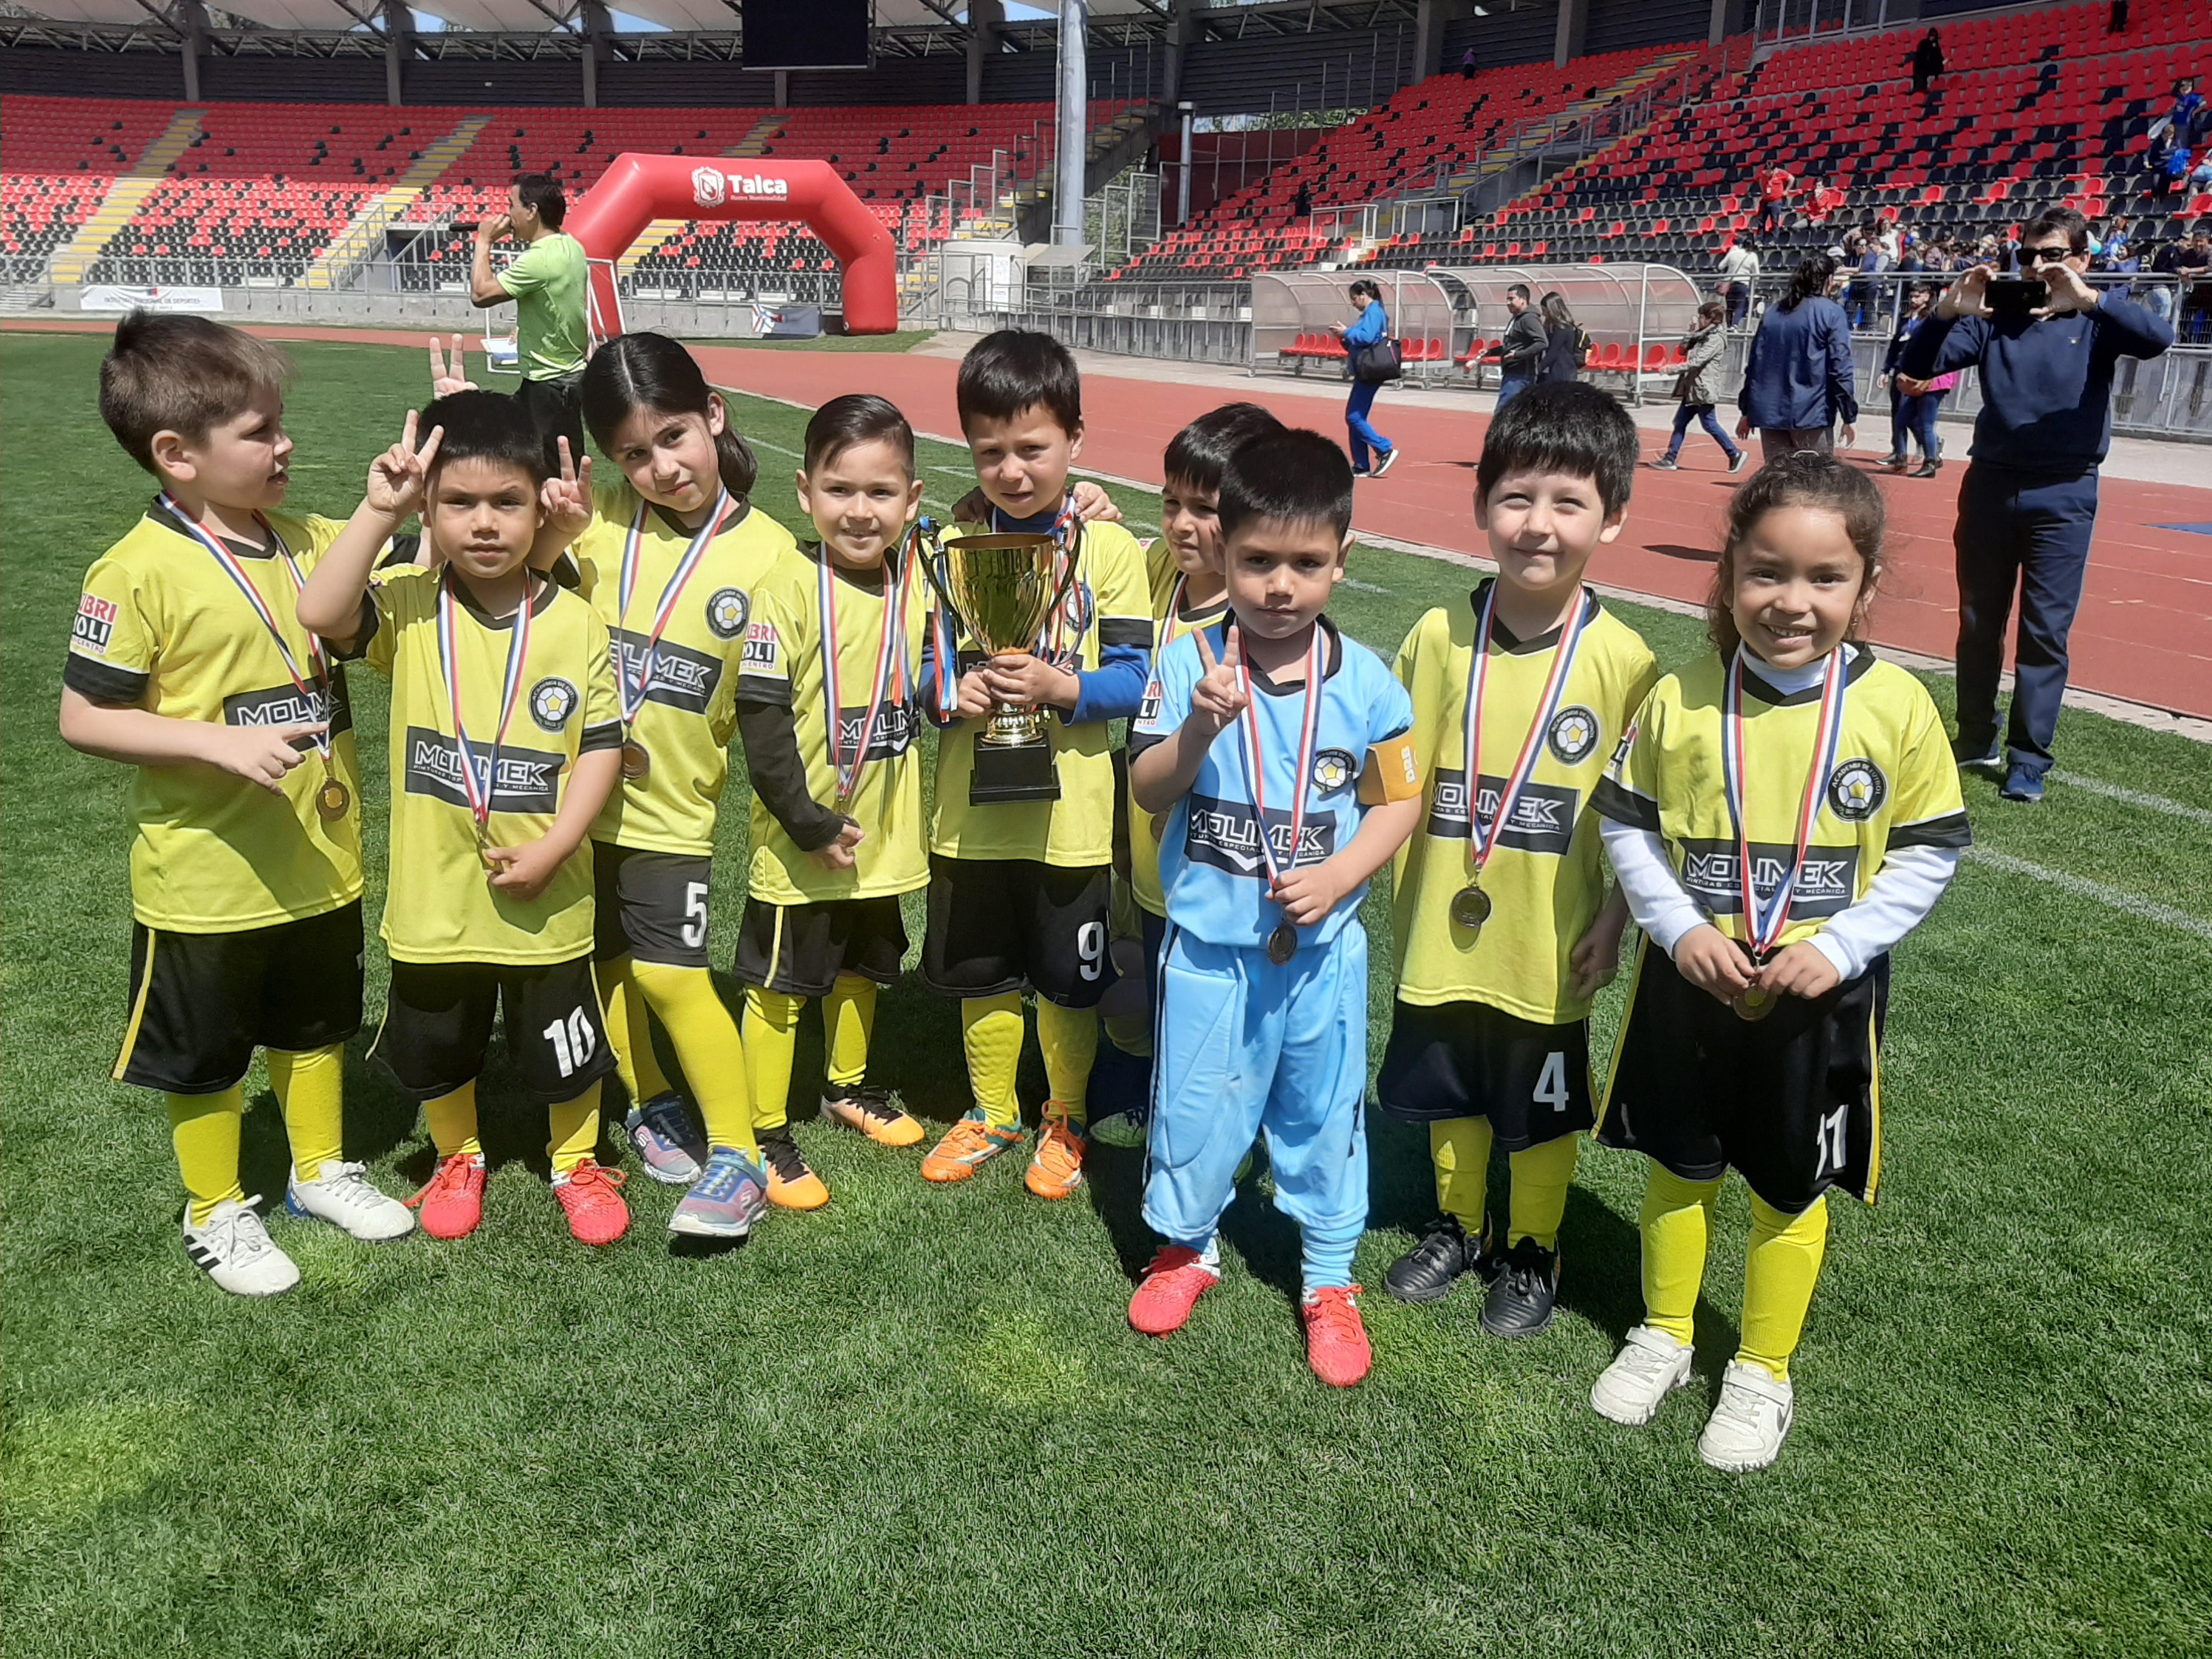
[1963,846,2212,943]
[2049,771,2212,826]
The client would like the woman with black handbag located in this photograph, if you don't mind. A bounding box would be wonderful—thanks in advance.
[1329,278,1401,478]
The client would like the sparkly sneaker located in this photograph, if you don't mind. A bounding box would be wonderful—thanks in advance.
[1301,1286,1373,1387]
[286,1160,415,1242]
[182,1198,299,1297]
[1128,1245,1220,1336]
[1589,1324,1695,1425]
[1023,1101,1087,1200]
[409,1152,486,1242]
[669,1147,770,1238]
[920,1111,1026,1183]
[758,1124,829,1210]
[551,1159,630,1246]
[820,1085,924,1148]
[624,1092,707,1186]
[1697,1360,1795,1472]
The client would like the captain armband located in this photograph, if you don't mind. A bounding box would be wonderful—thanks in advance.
[1357,731,1423,805]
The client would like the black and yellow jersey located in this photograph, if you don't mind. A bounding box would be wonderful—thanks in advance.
[1130,550,1232,919]
[364,565,622,965]
[571,479,797,857]
[64,501,365,934]
[1593,647,1971,951]
[923,516,1153,868]
[1391,584,1660,1024]
[736,544,931,905]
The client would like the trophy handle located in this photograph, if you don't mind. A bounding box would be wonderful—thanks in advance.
[1036,533,1084,663]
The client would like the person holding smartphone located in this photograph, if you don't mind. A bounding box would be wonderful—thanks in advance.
[1898,207,2173,805]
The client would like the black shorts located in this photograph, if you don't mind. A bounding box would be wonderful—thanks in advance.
[372,954,617,1108]
[115,903,365,1095]
[1376,997,1594,1149]
[732,895,909,999]
[918,854,1113,1008]
[515,371,586,468]
[592,842,714,969]
[1596,938,1888,1214]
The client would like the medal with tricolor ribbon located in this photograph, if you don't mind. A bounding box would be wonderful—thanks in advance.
[1234,619,1329,966]
[818,541,911,811]
[615,489,730,782]
[438,572,535,870]
[1720,645,1850,1020]
[161,493,351,822]
[1147,572,1224,845]
[1450,582,1590,939]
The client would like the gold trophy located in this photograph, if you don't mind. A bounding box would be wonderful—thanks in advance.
[922,528,1082,805]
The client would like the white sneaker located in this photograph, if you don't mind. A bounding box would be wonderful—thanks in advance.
[1589,1323,1695,1425]
[286,1160,416,1242]
[182,1198,300,1297]
[1697,1359,1795,1471]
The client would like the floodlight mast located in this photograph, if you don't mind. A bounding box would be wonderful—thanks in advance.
[1053,0,1088,247]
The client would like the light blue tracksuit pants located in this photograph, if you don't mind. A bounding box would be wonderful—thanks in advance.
[1144,924,1370,1290]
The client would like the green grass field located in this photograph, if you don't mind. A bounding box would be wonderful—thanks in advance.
[4,331,2209,1658]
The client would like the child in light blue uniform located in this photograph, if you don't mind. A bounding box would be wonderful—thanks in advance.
[1127,426,1425,1388]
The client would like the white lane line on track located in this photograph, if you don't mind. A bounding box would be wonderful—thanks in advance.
[2049,771,2212,826]
[1964,846,2212,943]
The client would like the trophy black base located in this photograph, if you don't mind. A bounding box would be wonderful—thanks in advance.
[969,738,1061,805]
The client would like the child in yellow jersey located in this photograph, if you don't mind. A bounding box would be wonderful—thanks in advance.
[913,330,1155,1200]
[299,391,630,1249]
[1589,454,1967,1471]
[1090,401,1283,1147]
[731,396,933,1187]
[1379,383,1658,1338]
[565,333,798,1237]
[61,313,413,1298]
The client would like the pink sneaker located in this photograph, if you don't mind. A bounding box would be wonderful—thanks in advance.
[1128,1245,1220,1336]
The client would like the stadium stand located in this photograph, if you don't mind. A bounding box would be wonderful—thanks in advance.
[1,97,185,270]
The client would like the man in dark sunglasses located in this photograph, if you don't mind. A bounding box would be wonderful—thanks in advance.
[1898,206,2173,805]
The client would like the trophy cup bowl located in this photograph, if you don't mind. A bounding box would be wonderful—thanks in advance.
[923,530,1082,804]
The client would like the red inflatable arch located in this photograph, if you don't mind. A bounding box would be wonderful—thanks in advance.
[566,154,901,337]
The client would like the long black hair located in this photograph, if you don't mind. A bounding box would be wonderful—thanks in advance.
[1707,452,1884,659]
[1779,253,1837,312]
[581,332,758,504]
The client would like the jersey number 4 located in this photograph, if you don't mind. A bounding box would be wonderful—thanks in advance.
[1533,1051,1570,1112]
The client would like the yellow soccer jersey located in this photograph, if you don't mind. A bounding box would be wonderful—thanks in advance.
[1391,584,1660,1024]
[738,544,932,905]
[1593,647,1971,951]
[1130,573,1232,918]
[572,479,797,856]
[365,566,622,965]
[927,516,1153,868]
[64,502,365,934]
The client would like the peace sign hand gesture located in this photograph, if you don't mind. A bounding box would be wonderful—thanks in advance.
[1190,625,1249,735]
[366,409,444,521]
[539,436,594,544]
[428,334,478,398]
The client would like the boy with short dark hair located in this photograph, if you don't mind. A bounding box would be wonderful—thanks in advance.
[1378,381,1658,1336]
[914,330,1153,1201]
[63,312,411,1297]
[1127,426,1425,1387]
[298,390,629,1247]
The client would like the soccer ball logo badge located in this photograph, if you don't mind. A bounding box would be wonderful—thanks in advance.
[1548,706,1600,764]
[1311,749,1356,792]
[1826,758,1888,821]
[692,167,728,208]
[529,676,579,732]
[706,586,749,639]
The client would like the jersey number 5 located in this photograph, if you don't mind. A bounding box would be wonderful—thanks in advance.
[682,882,710,950]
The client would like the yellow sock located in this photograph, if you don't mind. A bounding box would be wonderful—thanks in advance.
[1101,1009,1153,1058]
[546,1082,602,1175]
[1506,1132,1579,1251]
[1739,1193,1830,1383]
[822,974,876,1090]
[1430,1115,1493,1235]
[743,986,804,1134]
[960,993,1024,1128]
[168,1087,245,1227]
[1640,1166,1723,1348]
[597,956,675,1106]
[267,1043,345,1183]
[632,960,753,1155]
[424,1080,482,1160]
[1035,997,1096,1128]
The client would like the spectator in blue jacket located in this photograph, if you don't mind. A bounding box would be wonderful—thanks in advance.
[1735,253,1858,460]
[1900,206,2175,804]
[1328,278,1399,477]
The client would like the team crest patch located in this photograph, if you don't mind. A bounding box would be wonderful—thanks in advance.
[529,676,579,732]
[691,166,727,208]
[1827,757,1888,821]
[1548,705,1601,765]
[73,592,118,654]
[1312,748,1357,792]
[706,586,749,639]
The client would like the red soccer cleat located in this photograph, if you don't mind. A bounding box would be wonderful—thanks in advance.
[1128,1245,1220,1336]
[409,1152,486,1241]
[551,1159,630,1246]
[1301,1285,1373,1387]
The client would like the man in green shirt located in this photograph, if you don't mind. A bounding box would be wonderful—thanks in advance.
[471,172,589,461]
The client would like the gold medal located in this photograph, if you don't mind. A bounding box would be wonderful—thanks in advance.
[1449,883,1492,934]
[1733,984,1776,1023]
[1266,922,1299,966]
[621,739,652,782]
[315,774,351,822]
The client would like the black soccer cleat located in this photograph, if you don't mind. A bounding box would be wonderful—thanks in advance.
[1384,1216,1487,1304]
[1480,1237,1561,1339]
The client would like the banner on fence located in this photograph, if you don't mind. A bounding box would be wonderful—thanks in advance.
[750,302,821,338]
[79,286,225,315]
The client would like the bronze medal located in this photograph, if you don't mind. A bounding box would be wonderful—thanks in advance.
[621,739,652,782]
[1266,922,1299,966]
[1733,984,1777,1023]
[315,775,351,822]
[1449,883,1492,933]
